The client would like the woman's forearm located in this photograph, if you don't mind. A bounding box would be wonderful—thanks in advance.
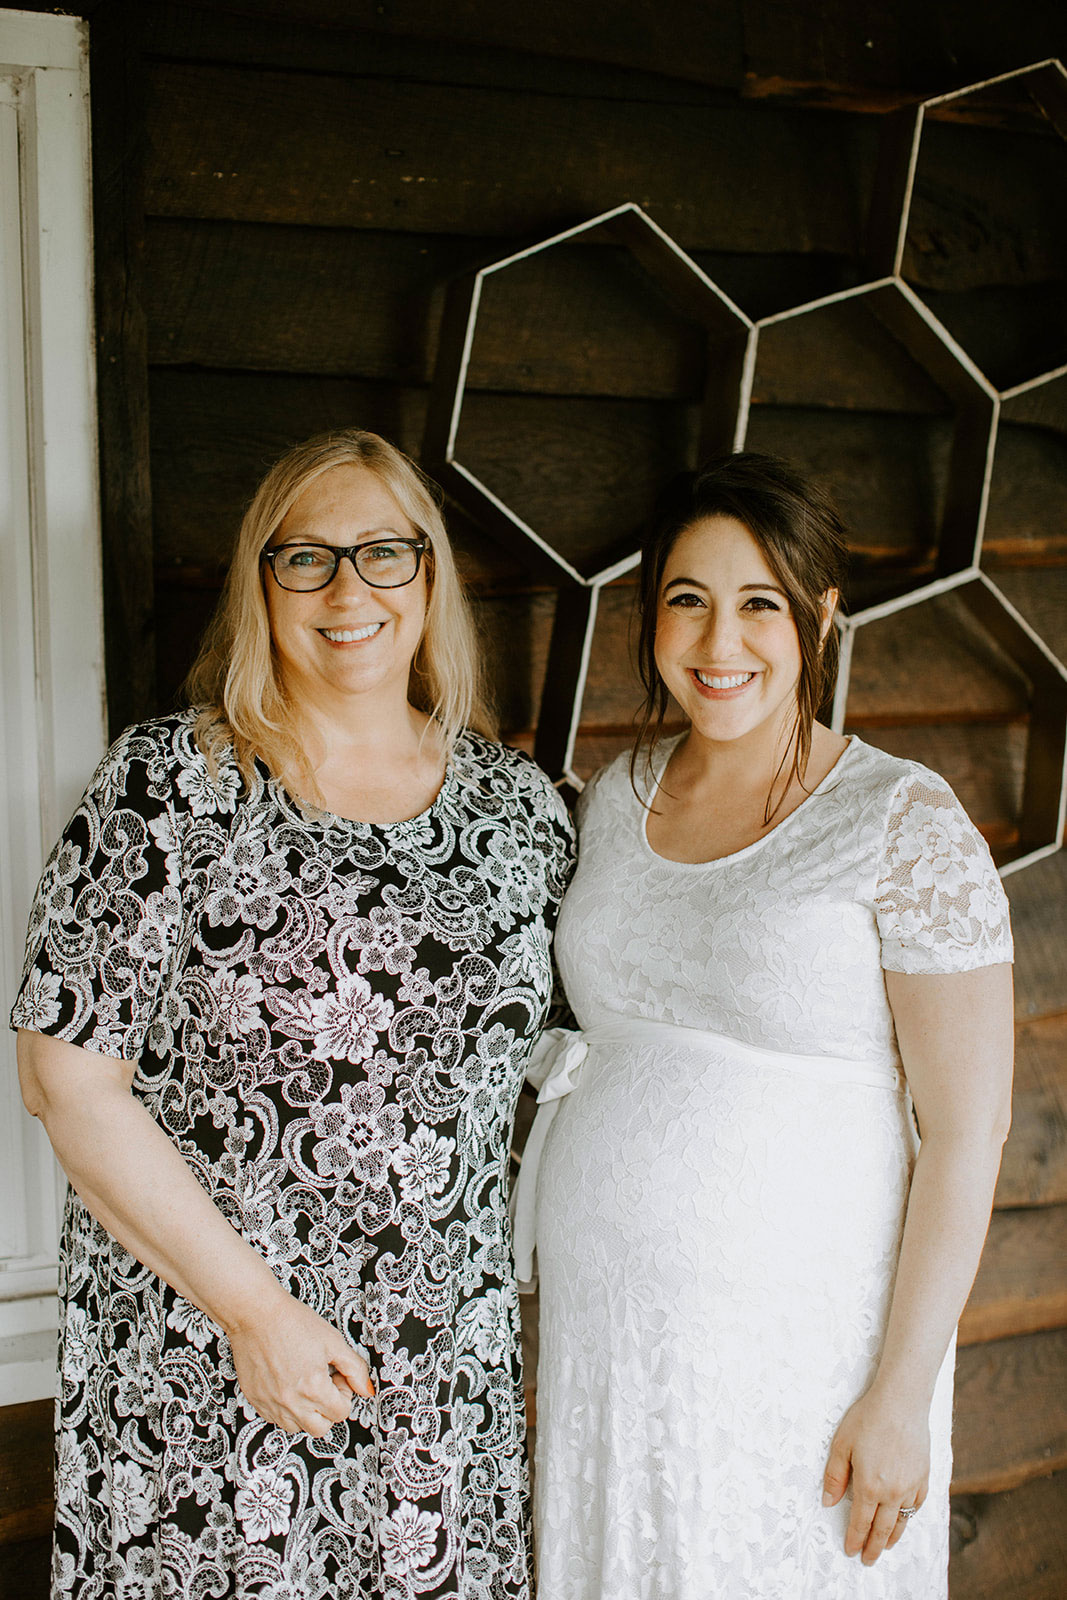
[872,1126,1006,1408]
[19,1031,283,1336]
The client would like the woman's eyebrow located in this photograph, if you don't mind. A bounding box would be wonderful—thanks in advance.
[663,576,788,598]
[272,527,406,546]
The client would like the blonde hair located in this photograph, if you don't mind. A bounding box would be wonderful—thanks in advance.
[183,429,495,790]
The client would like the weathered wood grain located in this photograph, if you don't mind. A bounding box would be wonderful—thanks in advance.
[154,0,746,90]
[1004,849,1067,1023]
[0,1534,49,1600]
[996,1013,1067,1208]
[742,0,1067,114]
[960,1205,1067,1345]
[952,1327,1067,1494]
[146,219,983,413]
[752,297,949,414]
[144,0,740,103]
[989,569,1067,668]
[950,1468,1067,1600]
[144,60,873,255]
[918,283,1067,396]
[985,422,1067,566]
[144,218,862,374]
[147,370,694,578]
[904,115,1067,296]
[846,592,1030,723]
[0,1399,52,1546]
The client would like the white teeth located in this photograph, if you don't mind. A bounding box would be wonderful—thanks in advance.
[695,670,755,690]
[320,623,383,643]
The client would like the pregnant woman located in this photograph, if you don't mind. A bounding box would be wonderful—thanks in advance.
[515,453,1014,1598]
[14,428,573,1600]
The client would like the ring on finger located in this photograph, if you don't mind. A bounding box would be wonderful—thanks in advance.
[896,1505,918,1521]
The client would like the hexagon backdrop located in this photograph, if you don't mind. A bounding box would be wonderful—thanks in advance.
[424,61,1067,875]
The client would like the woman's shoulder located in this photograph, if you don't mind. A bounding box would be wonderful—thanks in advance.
[452,731,573,826]
[830,737,963,820]
[92,708,244,817]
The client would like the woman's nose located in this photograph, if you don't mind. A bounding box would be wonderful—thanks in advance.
[702,608,742,659]
[325,553,370,600]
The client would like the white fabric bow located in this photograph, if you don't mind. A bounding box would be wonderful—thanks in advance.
[510,1027,589,1288]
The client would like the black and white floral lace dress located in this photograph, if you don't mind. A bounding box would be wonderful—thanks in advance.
[12,711,574,1600]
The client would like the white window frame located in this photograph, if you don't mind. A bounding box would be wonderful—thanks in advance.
[0,9,106,1404]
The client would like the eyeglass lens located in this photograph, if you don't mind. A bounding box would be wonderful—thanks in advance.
[271,542,420,590]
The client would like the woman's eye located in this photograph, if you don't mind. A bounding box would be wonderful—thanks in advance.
[364,544,401,563]
[281,547,329,569]
[742,595,781,612]
[665,591,703,609]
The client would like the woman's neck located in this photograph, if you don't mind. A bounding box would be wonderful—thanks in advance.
[277,681,446,823]
[646,717,849,865]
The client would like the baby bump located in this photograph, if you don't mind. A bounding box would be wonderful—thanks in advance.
[535,1039,916,1325]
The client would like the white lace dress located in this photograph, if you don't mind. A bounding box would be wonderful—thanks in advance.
[517,736,1012,1600]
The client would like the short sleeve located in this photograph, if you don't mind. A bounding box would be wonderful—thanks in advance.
[10,724,185,1059]
[874,769,1013,975]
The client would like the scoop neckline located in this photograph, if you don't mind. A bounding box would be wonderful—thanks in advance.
[263,732,465,833]
[638,732,858,870]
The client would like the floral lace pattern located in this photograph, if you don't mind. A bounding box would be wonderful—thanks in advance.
[12,712,574,1600]
[532,738,1011,1600]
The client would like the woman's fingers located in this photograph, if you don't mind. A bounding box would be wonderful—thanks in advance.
[843,1493,878,1558]
[325,1332,375,1399]
[821,1435,852,1508]
[884,1481,927,1551]
[860,1501,903,1565]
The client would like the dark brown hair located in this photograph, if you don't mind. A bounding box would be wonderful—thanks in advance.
[631,451,849,820]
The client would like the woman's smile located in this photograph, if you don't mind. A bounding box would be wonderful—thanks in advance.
[318,621,386,644]
[690,668,758,694]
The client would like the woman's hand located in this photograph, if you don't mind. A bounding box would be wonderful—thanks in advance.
[18,1032,375,1439]
[822,1385,930,1565]
[226,1287,375,1437]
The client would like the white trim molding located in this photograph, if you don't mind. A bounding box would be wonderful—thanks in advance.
[0,8,105,1402]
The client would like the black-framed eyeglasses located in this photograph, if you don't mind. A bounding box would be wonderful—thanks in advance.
[261,537,428,592]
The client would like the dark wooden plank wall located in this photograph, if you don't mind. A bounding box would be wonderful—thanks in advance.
[2,1,1066,1594]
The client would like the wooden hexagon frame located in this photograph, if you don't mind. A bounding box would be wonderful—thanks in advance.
[868,57,1067,400]
[423,72,1067,865]
[831,572,1067,874]
[422,202,755,785]
[750,276,999,590]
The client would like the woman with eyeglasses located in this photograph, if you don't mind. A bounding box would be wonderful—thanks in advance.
[13,430,574,1600]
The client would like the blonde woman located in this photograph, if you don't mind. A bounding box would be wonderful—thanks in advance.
[14,430,574,1600]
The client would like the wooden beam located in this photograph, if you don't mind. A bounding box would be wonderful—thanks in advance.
[953,1327,1067,1494]
[91,0,155,734]
[143,61,871,256]
[950,1468,1067,1600]
[152,0,746,91]
[960,1205,1067,1345]
[741,0,1067,117]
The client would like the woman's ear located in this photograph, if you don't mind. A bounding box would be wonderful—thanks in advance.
[819,589,839,644]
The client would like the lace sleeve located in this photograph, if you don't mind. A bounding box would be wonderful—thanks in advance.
[9,724,184,1059]
[874,769,1013,975]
